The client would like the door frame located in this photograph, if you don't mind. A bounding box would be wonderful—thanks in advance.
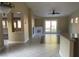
[44,19,58,34]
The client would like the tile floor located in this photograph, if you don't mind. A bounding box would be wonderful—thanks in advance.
[0,34,60,57]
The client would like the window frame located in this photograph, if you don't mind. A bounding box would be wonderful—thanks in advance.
[13,17,22,32]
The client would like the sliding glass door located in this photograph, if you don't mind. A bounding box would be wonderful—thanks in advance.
[45,20,57,33]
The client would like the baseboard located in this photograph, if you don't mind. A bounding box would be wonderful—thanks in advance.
[24,39,29,43]
[59,50,64,57]
[8,41,25,44]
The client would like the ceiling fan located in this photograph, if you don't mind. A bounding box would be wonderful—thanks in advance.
[48,9,60,15]
[0,2,15,16]
[0,2,14,8]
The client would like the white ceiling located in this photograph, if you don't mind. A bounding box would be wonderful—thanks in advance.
[26,2,79,17]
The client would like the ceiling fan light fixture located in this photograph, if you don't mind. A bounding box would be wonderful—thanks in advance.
[0,2,14,14]
[0,2,14,8]
[48,9,60,15]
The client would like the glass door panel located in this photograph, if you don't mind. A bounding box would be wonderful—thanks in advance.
[45,21,51,32]
[51,21,57,33]
[45,20,57,33]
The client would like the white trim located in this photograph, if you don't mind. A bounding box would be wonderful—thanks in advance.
[8,41,25,44]
[8,39,29,44]
[24,39,29,43]
[59,50,64,57]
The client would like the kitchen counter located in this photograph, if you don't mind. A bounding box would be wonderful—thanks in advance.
[59,33,74,57]
[61,33,75,41]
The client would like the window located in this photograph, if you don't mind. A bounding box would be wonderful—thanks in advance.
[75,17,78,23]
[11,12,22,32]
[45,20,57,33]
[13,20,21,29]
[2,18,7,29]
[2,20,6,28]
[71,17,79,24]
[14,21,17,28]
[13,17,22,32]
[71,18,74,23]
[74,33,78,38]
[17,20,21,28]
[45,21,50,32]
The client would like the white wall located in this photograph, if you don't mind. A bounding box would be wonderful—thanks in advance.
[59,35,71,57]
[7,3,29,44]
[69,9,79,34]
[24,13,29,42]
[35,16,69,34]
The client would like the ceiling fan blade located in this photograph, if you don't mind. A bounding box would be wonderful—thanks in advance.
[48,12,60,15]
[55,12,60,14]
[48,13,53,14]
